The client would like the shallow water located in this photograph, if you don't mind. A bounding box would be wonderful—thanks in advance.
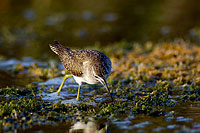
[19,99,200,132]
[23,76,200,132]
[39,77,111,105]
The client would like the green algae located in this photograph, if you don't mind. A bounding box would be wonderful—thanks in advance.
[0,83,172,131]
[0,81,175,131]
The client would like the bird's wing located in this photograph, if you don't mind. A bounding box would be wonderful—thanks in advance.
[60,51,85,76]
[49,40,84,76]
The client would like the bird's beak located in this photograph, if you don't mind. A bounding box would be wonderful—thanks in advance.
[102,79,113,101]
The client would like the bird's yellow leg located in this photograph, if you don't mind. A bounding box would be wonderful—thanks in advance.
[57,75,73,94]
[76,85,81,101]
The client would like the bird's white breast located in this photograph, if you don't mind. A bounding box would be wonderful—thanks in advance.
[73,61,98,85]
[73,75,98,85]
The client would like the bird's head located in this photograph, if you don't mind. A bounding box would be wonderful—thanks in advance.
[92,63,108,85]
[92,63,113,101]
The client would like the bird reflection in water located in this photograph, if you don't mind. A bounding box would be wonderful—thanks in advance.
[69,118,109,133]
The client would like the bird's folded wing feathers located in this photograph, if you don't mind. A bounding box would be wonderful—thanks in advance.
[49,40,84,76]
[61,53,84,76]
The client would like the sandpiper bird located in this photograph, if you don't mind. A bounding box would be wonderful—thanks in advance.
[49,40,113,101]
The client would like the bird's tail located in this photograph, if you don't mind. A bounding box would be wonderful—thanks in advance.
[49,40,67,55]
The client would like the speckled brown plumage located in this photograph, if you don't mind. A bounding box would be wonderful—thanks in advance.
[49,40,111,79]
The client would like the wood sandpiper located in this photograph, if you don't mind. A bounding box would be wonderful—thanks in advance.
[49,40,113,101]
